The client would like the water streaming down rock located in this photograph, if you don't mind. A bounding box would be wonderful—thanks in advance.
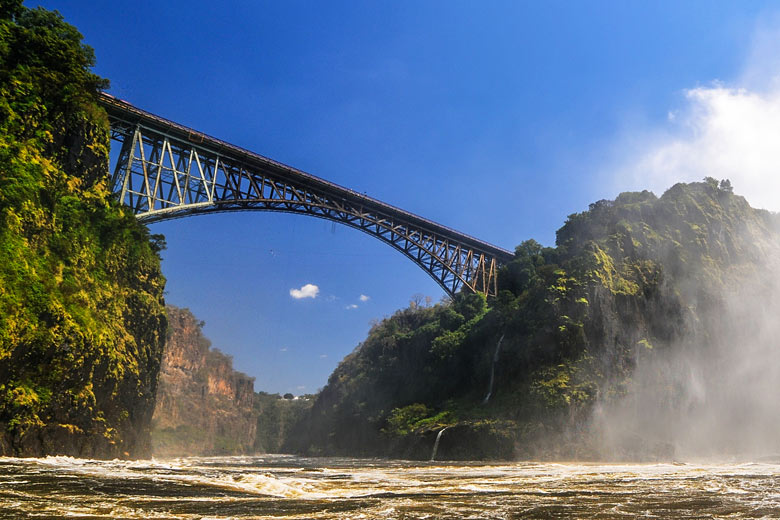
[482,334,505,404]
[430,427,448,461]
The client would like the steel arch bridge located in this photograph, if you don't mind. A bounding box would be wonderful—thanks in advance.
[100,93,514,297]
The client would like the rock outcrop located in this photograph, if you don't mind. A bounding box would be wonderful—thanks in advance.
[254,392,312,454]
[151,306,256,457]
[287,181,780,460]
[0,4,166,459]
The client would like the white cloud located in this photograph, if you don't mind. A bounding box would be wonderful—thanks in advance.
[279,347,288,352]
[359,294,370,302]
[609,23,780,212]
[614,86,780,211]
[319,354,328,359]
[345,304,358,310]
[290,283,319,299]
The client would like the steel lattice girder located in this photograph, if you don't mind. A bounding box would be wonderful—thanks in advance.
[101,94,514,297]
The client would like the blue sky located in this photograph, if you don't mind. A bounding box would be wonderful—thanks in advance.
[35,1,780,394]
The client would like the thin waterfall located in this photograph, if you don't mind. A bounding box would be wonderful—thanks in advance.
[482,333,505,404]
[430,427,448,462]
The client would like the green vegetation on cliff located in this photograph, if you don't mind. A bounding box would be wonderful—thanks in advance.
[288,180,780,460]
[0,2,167,458]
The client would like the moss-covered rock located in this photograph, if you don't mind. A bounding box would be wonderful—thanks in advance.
[288,180,780,460]
[0,3,167,459]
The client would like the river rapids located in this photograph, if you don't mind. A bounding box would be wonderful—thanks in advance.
[1,455,780,518]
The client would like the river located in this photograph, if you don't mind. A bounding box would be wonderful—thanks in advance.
[1,455,779,518]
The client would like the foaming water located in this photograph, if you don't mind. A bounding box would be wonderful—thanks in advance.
[1,455,780,518]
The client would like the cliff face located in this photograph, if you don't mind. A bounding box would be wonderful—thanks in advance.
[254,392,312,453]
[288,181,780,460]
[151,306,256,457]
[0,4,166,459]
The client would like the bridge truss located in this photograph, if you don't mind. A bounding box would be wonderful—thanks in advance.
[100,94,514,297]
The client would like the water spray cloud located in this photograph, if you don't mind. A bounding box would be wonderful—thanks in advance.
[612,22,780,212]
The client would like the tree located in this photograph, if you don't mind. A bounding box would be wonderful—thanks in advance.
[703,176,719,190]
[0,0,22,20]
[0,3,166,458]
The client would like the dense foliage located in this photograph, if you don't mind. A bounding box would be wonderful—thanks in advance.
[253,392,312,453]
[0,2,167,457]
[288,180,780,459]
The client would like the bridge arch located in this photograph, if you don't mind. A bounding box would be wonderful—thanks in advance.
[101,94,513,297]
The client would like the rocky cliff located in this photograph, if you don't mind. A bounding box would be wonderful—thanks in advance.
[287,180,780,460]
[254,392,312,453]
[151,306,256,457]
[0,3,166,459]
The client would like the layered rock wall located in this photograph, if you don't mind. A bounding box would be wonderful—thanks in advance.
[151,306,256,457]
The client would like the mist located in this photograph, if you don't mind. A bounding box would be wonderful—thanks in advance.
[607,22,780,216]
[592,225,780,461]
[585,18,780,461]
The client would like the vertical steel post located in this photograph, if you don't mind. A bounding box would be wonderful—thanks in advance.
[119,125,140,206]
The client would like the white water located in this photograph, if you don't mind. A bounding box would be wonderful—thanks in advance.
[429,427,448,461]
[2,455,780,518]
[482,333,505,404]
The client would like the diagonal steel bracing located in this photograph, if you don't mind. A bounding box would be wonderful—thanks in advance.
[100,93,514,297]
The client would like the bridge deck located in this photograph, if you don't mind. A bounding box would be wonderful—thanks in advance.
[99,93,513,262]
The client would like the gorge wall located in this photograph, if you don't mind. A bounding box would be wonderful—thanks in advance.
[0,4,167,459]
[254,392,312,454]
[4,2,778,464]
[151,306,256,457]
[286,180,780,461]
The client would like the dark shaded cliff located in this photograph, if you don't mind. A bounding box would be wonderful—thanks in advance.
[0,4,167,458]
[254,392,312,454]
[287,180,780,460]
[151,306,255,457]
